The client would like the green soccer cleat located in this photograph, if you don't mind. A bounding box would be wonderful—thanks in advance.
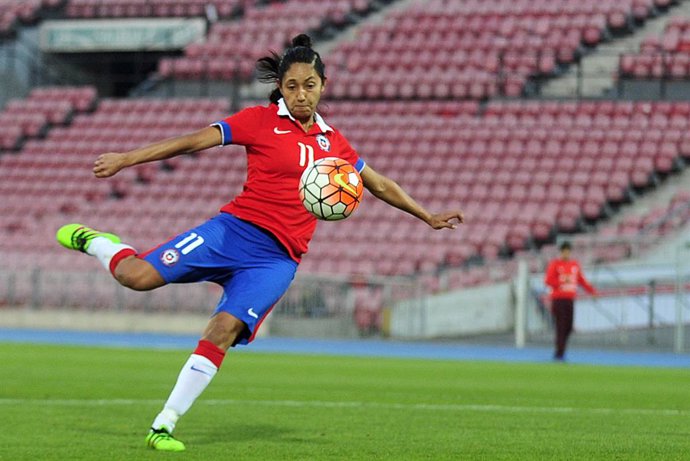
[145,427,186,452]
[55,223,121,253]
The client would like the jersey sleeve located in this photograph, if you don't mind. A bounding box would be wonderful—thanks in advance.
[335,131,366,173]
[576,262,597,295]
[544,261,558,289]
[210,106,264,146]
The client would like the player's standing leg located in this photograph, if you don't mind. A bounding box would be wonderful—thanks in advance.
[143,213,297,451]
[553,299,574,360]
[561,299,574,358]
[147,313,245,451]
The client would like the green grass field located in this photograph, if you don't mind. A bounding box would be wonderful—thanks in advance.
[0,343,688,461]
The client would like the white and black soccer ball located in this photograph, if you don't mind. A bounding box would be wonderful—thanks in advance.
[298,157,363,221]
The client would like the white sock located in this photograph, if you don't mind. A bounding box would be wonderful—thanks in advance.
[151,354,219,433]
[85,236,135,271]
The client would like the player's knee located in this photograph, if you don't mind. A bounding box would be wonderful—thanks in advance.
[114,271,147,291]
[202,314,247,350]
[114,267,152,291]
[113,258,164,291]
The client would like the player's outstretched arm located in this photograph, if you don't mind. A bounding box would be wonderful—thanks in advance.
[360,165,463,230]
[93,126,223,178]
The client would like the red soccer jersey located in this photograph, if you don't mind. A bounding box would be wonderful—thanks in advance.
[211,99,365,262]
[544,259,597,300]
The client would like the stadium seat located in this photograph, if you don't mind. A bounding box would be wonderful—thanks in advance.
[0,0,62,37]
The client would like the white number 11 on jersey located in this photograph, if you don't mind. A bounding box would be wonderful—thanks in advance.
[298,142,314,167]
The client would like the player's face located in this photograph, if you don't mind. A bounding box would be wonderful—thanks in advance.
[279,62,325,123]
[560,248,571,260]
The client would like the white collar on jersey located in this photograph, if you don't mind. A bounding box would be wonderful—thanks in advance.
[277,98,333,133]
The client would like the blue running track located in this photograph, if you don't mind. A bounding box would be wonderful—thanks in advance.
[1,328,689,368]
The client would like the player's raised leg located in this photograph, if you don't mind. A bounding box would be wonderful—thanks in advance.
[56,223,165,291]
[56,223,123,254]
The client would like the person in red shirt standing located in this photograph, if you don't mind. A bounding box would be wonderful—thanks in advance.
[55,34,464,451]
[544,241,597,361]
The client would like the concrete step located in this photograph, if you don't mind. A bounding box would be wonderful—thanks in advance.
[605,165,690,228]
[540,0,690,98]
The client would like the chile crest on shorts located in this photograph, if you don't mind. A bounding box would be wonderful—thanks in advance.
[161,248,180,266]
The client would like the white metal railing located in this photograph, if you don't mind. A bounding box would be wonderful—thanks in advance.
[517,259,690,353]
[0,267,418,338]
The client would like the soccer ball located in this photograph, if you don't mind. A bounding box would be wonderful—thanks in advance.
[299,157,364,221]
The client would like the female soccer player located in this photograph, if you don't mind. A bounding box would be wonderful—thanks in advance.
[56,34,463,452]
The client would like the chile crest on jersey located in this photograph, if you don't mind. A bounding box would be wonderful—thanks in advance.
[315,134,330,152]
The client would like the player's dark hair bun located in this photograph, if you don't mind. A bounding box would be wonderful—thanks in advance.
[291,34,312,49]
[256,33,325,104]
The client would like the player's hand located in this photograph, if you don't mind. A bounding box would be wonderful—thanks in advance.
[427,210,464,230]
[93,152,127,178]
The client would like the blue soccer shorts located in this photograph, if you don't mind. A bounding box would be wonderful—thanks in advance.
[141,212,298,345]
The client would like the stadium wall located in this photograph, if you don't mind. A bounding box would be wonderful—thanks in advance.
[0,307,209,335]
[389,283,514,339]
[0,26,95,103]
[575,293,684,332]
[614,80,690,100]
[0,36,34,104]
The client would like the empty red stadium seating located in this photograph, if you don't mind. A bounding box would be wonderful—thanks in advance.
[565,188,690,266]
[0,86,97,152]
[2,92,688,286]
[323,0,656,100]
[146,0,672,95]
[0,0,60,36]
[63,0,255,19]
[157,0,377,81]
[0,93,231,274]
[300,99,686,275]
[618,17,690,80]
[3,1,689,322]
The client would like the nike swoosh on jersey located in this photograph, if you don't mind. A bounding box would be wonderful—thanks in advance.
[273,127,291,135]
[334,173,357,195]
[248,308,259,319]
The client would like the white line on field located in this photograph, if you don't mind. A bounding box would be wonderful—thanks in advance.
[0,398,686,416]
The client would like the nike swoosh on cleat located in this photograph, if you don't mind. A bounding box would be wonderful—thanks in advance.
[273,127,291,135]
[190,365,212,376]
